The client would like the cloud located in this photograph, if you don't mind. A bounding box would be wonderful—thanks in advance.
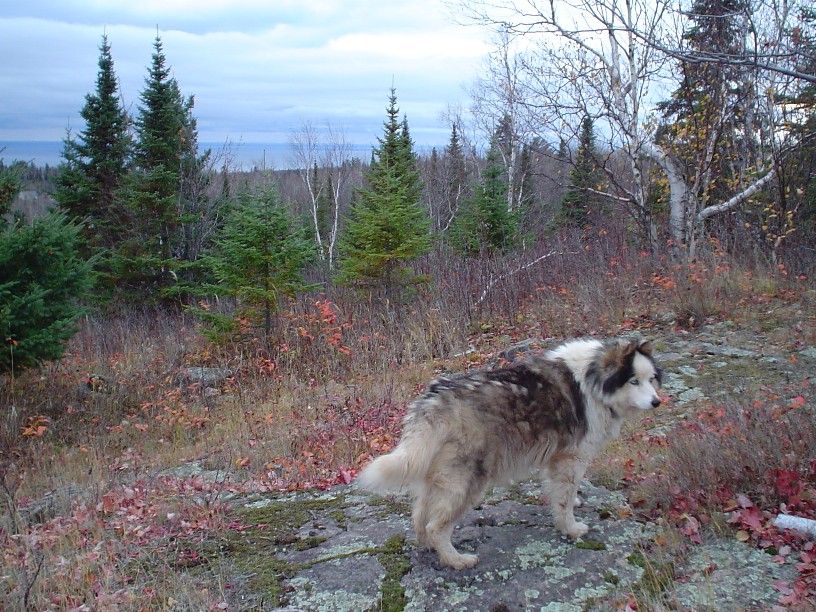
[0,1,489,148]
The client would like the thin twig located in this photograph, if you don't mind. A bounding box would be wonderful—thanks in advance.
[23,550,45,611]
[475,250,577,307]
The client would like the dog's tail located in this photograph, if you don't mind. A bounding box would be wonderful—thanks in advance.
[355,435,433,494]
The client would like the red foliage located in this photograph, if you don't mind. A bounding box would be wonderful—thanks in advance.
[662,413,816,605]
[259,396,406,491]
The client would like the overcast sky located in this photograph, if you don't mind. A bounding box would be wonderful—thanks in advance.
[0,0,490,155]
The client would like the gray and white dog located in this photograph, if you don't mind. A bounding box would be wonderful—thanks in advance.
[356,337,663,569]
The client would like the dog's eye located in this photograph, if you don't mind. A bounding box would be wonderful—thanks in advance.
[629,378,640,386]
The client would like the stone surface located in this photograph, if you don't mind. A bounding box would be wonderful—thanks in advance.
[179,366,233,388]
[223,480,795,611]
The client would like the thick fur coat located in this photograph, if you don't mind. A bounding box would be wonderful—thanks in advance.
[356,337,663,569]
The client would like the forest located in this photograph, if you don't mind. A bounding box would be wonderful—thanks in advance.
[1,0,815,608]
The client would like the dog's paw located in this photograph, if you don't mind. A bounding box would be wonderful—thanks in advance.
[566,521,589,538]
[442,552,479,570]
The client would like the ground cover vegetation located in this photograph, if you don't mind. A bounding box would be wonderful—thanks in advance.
[2,2,816,607]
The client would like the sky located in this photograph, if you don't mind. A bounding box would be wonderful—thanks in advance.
[0,0,491,165]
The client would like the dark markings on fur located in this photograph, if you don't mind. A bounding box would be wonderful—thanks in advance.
[427,379,443,395]
[566,366,586,427]
[600,351,636,396]
[414,358,589,444]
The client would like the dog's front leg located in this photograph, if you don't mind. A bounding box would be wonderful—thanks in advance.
[547,456,589,538]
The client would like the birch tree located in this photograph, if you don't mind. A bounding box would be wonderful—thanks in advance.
[468,28,538,213]
[290,121,358,270]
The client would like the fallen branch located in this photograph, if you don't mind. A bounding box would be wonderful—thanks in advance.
[475,250,576,307]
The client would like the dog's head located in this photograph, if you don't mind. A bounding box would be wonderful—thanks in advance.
[597,338,663,416]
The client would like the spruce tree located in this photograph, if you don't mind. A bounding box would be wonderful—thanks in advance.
[337,88,431,296]
[560,116,602,227]
[449,137,516,256]
[656,0,749,210]
[54,34,131,252]
[115,35,200,298]
[444,122,468,220]
[0,162,21,218]
[0,165,94,373]
[199,183,316,337]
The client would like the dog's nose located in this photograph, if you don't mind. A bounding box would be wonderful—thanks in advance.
[652,397,662,408]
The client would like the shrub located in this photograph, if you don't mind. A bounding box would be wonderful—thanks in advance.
[0,210,94,374]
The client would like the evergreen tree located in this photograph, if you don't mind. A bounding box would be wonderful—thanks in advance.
[560,116,603,227]
[54,34,131,252]
[199,183,316,337]
[116,35,200,298]
[515,142,536,213]
[449,137,516,256]
[337,88,431,296]
[0,165,94,373]
[445,122,468,219]
[0,161,21,218]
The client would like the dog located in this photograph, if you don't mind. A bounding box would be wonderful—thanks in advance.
[355,337,663,569]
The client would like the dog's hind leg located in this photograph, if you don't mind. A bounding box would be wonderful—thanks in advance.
[422,478,484,569]
[547,455,589,539]
[412,487,430,548]
[424,493,478,569]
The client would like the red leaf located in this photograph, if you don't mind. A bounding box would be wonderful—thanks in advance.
[338,467,353,485]
[737,493,754,508]
[101,491,119,513]
[773,580,793,595]
[774,469,803,498]
[739,507,764,530]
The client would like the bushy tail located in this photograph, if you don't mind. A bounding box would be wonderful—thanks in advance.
[355,436,434,494]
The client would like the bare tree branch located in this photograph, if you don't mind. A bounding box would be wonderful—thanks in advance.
[475,249,577,306]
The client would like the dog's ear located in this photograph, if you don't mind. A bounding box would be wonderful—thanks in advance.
[637,339,654,356]
[601,338,636,370]
[620,338,639,359]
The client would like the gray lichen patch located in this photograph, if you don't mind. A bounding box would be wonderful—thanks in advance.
[671,539,797,609]
[515,539,573,570]
[393,482,665,611]
[286,556,386,611]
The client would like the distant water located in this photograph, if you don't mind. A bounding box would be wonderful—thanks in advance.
[1,141,66,168]
[0,141,373,170]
